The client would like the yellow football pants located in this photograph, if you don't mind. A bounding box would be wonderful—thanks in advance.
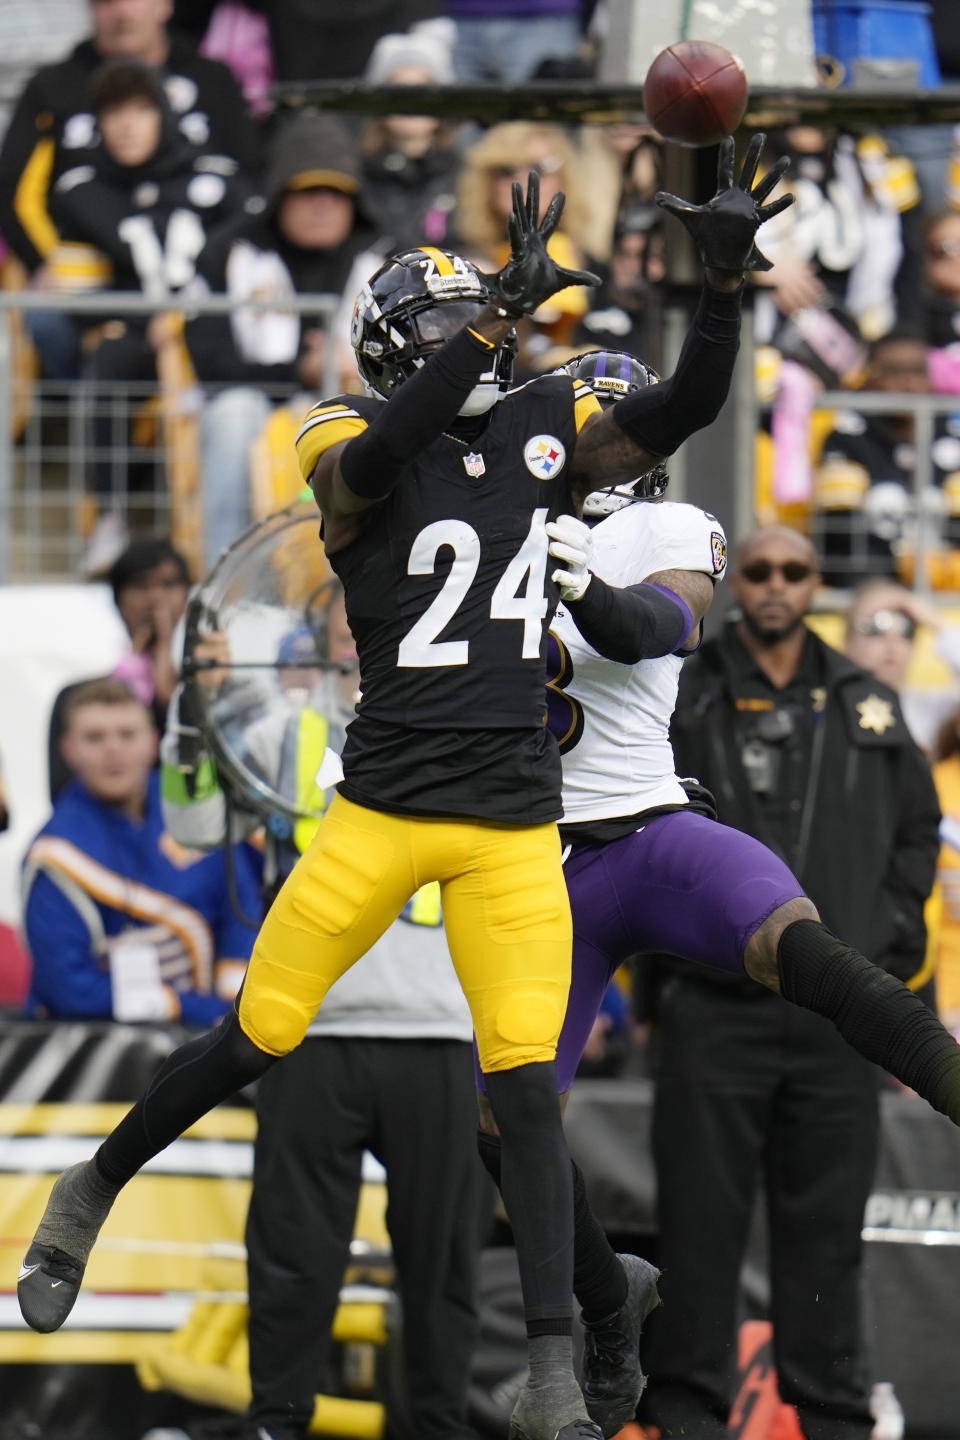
[238,793,572,1073]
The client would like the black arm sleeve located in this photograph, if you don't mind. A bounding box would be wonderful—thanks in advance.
[339,324,500,500]
[611,282,742,457]
[564,578,694,663]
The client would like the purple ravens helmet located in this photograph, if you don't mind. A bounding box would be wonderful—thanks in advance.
[564,349,669,513]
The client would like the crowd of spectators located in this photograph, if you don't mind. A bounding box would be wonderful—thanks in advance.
[0,3,957,585]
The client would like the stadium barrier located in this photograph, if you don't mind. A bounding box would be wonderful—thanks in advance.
[0,1019,397,1439]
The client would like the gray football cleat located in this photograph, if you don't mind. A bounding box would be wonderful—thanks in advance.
[17,1160,117,1332]
[581,1253,662,1438]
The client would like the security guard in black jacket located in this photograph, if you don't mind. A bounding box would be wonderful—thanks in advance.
[641,525,940,1440]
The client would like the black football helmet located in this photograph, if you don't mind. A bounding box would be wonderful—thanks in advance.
[351,247,516,412]
[564,349,669,512]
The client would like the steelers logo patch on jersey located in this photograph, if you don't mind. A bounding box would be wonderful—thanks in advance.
[711,531,727,577]
[523,434,566,480]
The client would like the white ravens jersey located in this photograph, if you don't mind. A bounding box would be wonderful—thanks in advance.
[553,500,727,823]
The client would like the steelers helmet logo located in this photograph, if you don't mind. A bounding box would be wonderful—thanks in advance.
[524,434,566,480]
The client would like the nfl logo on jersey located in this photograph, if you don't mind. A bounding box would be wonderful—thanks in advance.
[463,452,486,478]
[524,434,566,480]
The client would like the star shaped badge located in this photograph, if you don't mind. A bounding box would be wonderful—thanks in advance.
[856,694,895,735]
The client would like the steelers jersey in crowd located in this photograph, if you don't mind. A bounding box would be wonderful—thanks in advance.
[817,408,960,512]
[815,408,960,582]
[46,138,255,302]
[295,376,600,822]
[0,35,260,276]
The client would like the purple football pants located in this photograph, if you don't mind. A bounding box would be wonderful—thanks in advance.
[476,809,803,1091]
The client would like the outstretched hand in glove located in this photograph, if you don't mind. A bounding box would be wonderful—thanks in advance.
[547,514,594,602]
[655,133,794,274]
[484,170,601,317]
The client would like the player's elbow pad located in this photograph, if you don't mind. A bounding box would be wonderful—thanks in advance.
[611,284,742,456]
[566,578,694,663]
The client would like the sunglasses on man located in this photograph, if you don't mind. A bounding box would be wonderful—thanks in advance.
[739,560,815,584]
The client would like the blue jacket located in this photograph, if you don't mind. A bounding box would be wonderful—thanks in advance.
[23,771,261,1025]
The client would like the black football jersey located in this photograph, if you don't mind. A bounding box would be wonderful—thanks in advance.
[295,376,600,822]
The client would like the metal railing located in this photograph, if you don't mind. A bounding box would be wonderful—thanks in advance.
[0,290,339,583]
[0,289,958,595]
[779,389,960,598]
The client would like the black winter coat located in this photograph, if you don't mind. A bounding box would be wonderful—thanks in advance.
[671,623,940,980]
[48,140,255,313]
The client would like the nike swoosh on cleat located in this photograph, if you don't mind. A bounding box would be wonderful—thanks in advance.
[50,1281,63,1288]
[18,1263,40,1281]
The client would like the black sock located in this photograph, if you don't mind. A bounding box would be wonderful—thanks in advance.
[96,1009,278,1187]
[483,1063,573,1335]
[476,1126,626,1322]
[778,919,960,1123]
[572,1161,627,1321]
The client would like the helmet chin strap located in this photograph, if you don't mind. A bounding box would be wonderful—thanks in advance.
[458,383,502,417]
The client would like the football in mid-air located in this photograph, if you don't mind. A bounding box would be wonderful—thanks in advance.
[643,40,749,147]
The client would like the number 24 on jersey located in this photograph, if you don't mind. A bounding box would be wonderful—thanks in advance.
[398,509,550,668]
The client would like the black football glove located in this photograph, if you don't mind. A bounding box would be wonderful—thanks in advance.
[483,169,601,317]
[655,133,794,274]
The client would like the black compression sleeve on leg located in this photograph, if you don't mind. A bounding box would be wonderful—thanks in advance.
[475,1127,503,1186]
[565,580,694,663]
[483,1063,573,1337]
[778,919,960,1123]
[610,283,742,458]
[571,1161,628,1322]
[95,1008,279,1187]
[338,325,499,500]
[476,1129,626,1321]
